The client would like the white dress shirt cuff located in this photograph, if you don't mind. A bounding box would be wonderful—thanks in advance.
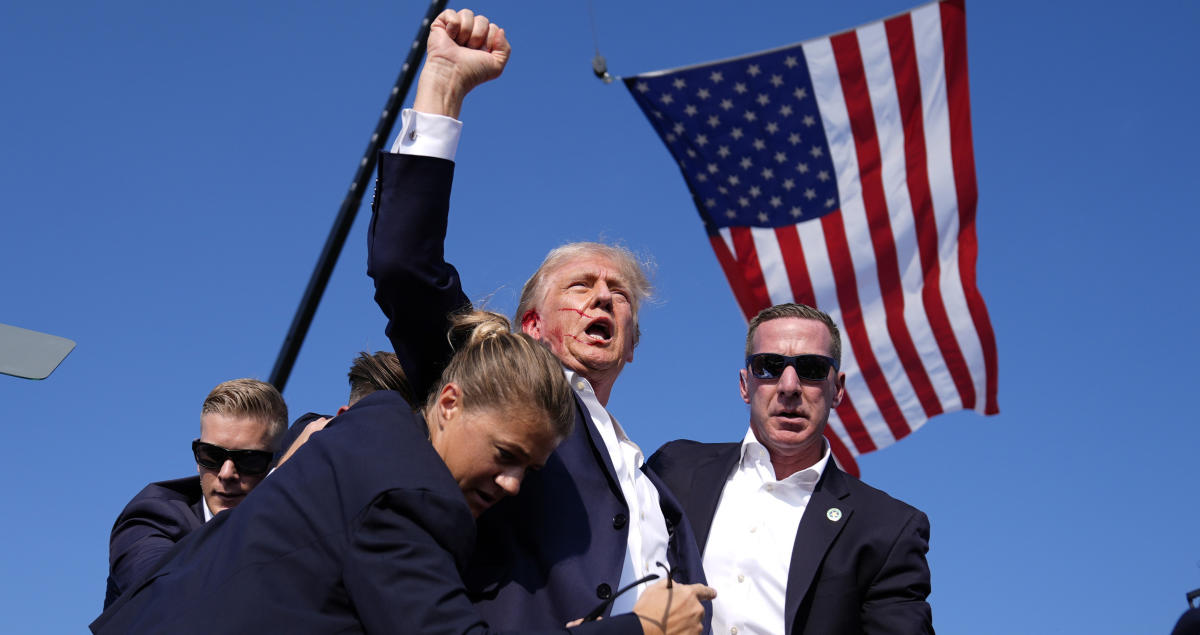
[389,109,462,162]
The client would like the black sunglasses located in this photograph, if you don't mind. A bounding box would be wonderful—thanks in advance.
[582,563,672,622]
[192,439,274,475]
[745,353,839,381]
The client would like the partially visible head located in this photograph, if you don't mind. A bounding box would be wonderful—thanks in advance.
[739,304,845,474]
[515,242,652,386]
[425,310,575,517]
[196,379,288,515]
[341,351,412,415]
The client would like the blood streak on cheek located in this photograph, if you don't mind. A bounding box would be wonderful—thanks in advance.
[558,307,595,319]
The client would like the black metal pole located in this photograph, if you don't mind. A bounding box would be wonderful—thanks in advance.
[269,0,450,391]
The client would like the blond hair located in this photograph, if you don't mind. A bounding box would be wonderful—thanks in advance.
[428,310,574,439]
[201,379,289,449]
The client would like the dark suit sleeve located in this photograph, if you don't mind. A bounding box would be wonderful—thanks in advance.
[861,509,934,634]
[368,152,471,401]
[342,489,643,635]
[106,493,200,607]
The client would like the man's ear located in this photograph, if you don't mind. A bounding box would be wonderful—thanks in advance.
[335,405,350,417]
[521,310,541,339]
[832,371,846,407]
[739,369,751,404]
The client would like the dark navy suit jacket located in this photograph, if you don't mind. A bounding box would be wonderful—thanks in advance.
[92,391,636,634]
[369,151,708,630]
[649,440,934,635]
[104,475,204,608]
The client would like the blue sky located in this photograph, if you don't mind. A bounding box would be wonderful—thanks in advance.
[2,1,1197,632]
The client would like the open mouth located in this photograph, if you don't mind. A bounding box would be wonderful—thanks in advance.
[584,319,613,342]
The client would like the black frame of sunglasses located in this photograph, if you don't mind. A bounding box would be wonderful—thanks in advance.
[745,353,840,381]
[191,439,274,475]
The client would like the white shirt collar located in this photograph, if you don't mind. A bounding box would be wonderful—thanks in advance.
[737,427,830,487]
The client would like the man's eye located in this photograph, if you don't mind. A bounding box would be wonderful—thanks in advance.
[497,448,516,463]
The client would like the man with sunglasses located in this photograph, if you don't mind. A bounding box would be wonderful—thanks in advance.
[649,303,933,634]
[103,378,287,608]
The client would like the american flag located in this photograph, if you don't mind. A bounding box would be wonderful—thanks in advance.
[625,0,997,475]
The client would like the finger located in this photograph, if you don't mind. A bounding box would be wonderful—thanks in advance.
[453,9,475,45]
[466,14,490,49]
[692,584,718,601]
[435,8,458,39]
[487,24,510,57]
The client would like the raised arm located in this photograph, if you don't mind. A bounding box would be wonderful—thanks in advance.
[367,9,509,400]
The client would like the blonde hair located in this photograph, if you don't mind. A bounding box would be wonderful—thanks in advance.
[201,379,289,449]
[515,242,653,347]
[347,351,412,405]
[428,310,574,439]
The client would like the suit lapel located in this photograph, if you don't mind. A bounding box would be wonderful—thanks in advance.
[686,445,741,552]
[573,394,626,504]
[783,463,853,631]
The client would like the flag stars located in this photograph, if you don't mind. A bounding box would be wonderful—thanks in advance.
[734,82,748,94]
[726,209,738,218]
[748,185,762,198]
[747,64,761,77]
[769,74,784,88]
[779,105,793,117]
[707,163,719,174]
[720,99,734,111]
[738,196,750,207]
[711,71,724,83]
[707,115,721,128]
[769,196,782,208]
[758,211,769,223]
[665,133,676,143]
[653,110,665,119]
[817,170,830,182]
[765,122,779,134]
[730,127,744,140]
[752,138,766,151]
[697,88,711,100]
[705,198,716,208]
[796,162,810,173]
[804,188,817,200]
[761,167,775,180]
[728,174,741,186]
[636,82,650,93]
[743,110,757,122]
[794,87,809,100]
[673,78,687,90]
[718,185,729,194]
[695,173,708,182]
[790,206,803,218]
[782,178,796,191]
[695,134,709,146]
[718,145,731,158]
[740,157,753,170]
[825,197,836,208]
[756,93,771,106]
[784,56,799,68]
[684,104,698,116]
[686,148,697,158]
[803,114,816,127]
[673,123,685,135]
[661,93,674,105]
[774,151,788,163]
[788,133,802,145]
[809,145,824,158]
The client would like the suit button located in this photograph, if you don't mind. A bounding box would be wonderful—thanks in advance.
[613,513,628,530]
[596,583,612,599]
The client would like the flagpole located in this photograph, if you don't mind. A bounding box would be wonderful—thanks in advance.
[269,0,449,392]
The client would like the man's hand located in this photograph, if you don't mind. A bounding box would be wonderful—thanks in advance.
[632,580,716,635]
[276,417,331,467]
[413,9,511,119]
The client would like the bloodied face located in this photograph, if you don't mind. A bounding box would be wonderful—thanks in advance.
[520,253,637,386]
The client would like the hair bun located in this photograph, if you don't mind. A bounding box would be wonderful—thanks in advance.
[447,309,513,350]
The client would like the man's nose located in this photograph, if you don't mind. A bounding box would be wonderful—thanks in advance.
[217,459,239,480]
[777,364,803,394]
[496,469,523,497]
[589,282,614,311]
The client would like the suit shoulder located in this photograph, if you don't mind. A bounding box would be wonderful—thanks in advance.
[651,439,737,463]
[839,470,928,525]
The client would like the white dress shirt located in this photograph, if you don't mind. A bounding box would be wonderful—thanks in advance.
[565,369,670,614]
[386,115,672,609]
[704,429,831,635]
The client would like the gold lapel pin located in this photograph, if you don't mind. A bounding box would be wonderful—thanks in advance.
[826,507,843,522]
